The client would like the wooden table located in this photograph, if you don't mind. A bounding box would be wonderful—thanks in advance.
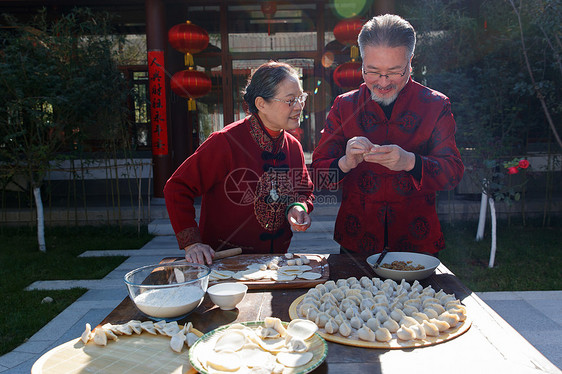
[101,254,560,374]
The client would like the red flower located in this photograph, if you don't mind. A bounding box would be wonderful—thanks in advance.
[508,166,519,175]
[518,159,529,169]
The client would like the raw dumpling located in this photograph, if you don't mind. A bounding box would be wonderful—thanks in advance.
[448,305,467,321]
[350,315,364,329]
[421,320,440,337]
[330,288,346,302]
[375,309,389,323]
[360,308,373,322]
[423,308,439,319]
[324,318,339,334]
[438,311,460,327]
[339,321,352,337]
[396,325,416,341]
[402,305,418,316]
[366,317,380,332]
[374,327,392,342]
[81,323,92,344]
[411,312,429,324]
[429,318,450,332]
[383,318,400,333]
[140,321,157,335]
[170,331,186,353]
[410,324,426,340]
[323,280,336,291]
[390,308,406,322]
[93,327,107,346]
[315,312,331,328]
[425,303,446,315]
[399,316,419,328]
[357,325,376,342]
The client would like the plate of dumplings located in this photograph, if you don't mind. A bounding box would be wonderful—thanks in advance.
[289,277,471,349]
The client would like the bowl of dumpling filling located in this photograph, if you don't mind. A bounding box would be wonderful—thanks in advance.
[124,261,210,321]
[366,252,440,282]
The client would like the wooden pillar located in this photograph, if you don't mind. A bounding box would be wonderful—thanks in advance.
[146,0,172,198]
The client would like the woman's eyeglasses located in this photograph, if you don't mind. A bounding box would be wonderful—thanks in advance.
[271,93,308,107]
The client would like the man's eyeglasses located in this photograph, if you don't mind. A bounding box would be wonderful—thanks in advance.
[362,63,409,80]
[271,93,308,107]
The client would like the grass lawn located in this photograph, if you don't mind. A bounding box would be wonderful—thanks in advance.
[0,225,154,356]
[440,218,562,291]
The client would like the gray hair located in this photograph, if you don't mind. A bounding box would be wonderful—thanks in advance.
[243,61,300,114]
[358,14,416,61]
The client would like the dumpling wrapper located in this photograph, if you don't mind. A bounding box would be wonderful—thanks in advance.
[298,272,322,280]
[206,351,242,372]
[276,351,313,368]
[214,330,246,352]
[286,319,318,340]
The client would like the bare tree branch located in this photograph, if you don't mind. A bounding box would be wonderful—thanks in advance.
[508,0,562,149]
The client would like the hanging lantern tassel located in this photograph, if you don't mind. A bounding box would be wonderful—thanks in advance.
[187,98,197,111]
[184,53,194,67]
[350,45,359,61]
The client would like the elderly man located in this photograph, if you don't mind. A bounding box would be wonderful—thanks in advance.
[312,14,464,255]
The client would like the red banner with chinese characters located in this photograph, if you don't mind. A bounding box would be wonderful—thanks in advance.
[148,50,168,155]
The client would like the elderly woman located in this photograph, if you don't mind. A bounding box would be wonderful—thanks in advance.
[164,61,314,265]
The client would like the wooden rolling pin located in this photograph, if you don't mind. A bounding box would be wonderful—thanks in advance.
[214,247,242,260]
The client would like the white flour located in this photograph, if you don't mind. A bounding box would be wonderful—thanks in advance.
[134,285,205,319]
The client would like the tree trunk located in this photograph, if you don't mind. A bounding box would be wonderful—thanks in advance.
[33,187,46,252]
[488,197,497,268]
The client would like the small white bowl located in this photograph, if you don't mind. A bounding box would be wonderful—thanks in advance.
[366,252,440,282]
[207,283,248,310]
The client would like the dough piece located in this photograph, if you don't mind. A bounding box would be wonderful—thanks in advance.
[375,327,392,342]
[285,253,294,259]
[287,259,296,266]
[301,256,310,265]
[286,319,317,340]
[81,323,92,344]
[276,351,313,368]
[295,258,303,266]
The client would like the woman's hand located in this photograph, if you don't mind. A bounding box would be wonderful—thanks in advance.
[184,242,215,265]
[288,205,311,232]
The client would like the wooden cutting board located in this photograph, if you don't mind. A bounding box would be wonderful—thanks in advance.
[32,328,203,374]
[209,253,329,289]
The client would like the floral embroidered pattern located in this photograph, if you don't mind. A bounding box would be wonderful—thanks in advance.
[248,115,285,153]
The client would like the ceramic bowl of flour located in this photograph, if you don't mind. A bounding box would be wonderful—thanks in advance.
[124,261,210,321]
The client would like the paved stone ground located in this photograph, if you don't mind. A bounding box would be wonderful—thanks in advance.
[1,209,560,373]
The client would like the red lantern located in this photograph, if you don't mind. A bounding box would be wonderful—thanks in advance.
[168,21,209,67]
[170,68,212,111]
[333,18,364,46]
[261,1,277,35]
[333,18,364,61]
[333,61,363,90]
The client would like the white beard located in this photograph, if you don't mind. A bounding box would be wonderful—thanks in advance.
[370,89,398,106]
